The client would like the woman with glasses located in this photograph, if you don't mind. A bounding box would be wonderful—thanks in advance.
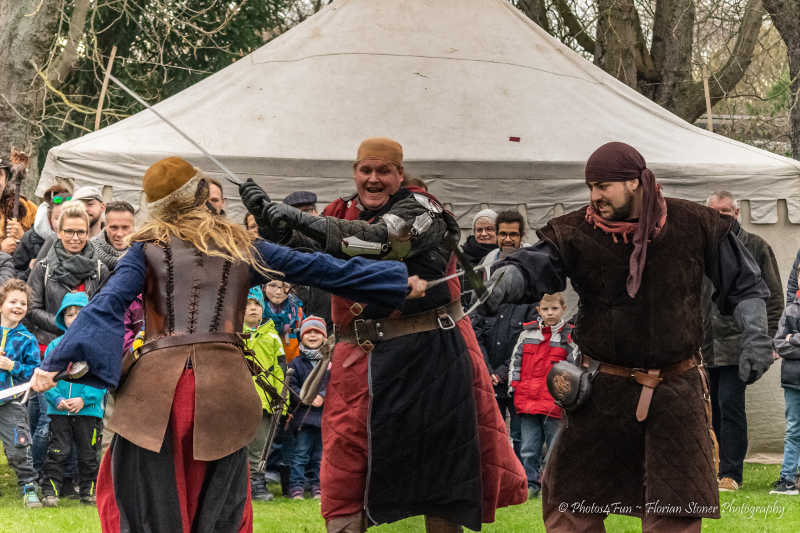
[28,201,109,354]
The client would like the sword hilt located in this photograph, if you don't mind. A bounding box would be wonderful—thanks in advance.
[54,361,90,382]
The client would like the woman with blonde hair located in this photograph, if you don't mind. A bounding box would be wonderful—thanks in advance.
[31,156,426,533]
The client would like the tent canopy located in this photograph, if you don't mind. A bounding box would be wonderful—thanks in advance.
[40,0,800,227]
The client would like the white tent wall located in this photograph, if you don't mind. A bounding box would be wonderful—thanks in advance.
[38,0,800,454]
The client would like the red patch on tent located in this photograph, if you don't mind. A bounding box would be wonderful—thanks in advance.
[509,136,521,142]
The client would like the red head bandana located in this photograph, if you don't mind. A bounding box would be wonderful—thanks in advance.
[584,142,667,298]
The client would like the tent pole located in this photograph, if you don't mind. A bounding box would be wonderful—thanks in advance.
[703,75,713,132]
[95,45,118,131]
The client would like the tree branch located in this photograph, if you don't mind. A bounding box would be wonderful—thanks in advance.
[515,0,551,34]
[552,0,596,53]
[680,0,765,121]
[46,0,91,86]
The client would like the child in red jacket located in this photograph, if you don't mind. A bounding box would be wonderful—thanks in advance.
[508,292,575,499]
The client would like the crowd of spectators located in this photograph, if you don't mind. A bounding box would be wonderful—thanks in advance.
[0,173,798,514]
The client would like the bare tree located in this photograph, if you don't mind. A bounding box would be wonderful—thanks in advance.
[518,0,766,123]
[762,0,800,157]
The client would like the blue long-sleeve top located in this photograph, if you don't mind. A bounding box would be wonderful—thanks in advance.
[41,239,409,389]
[0,323,40,406]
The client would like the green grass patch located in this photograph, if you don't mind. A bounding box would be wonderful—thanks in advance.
[0,453,795,532]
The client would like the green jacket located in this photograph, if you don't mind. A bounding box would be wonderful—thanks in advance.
[244,320,286,413]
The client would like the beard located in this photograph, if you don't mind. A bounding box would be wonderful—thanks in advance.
[593,190,634,221]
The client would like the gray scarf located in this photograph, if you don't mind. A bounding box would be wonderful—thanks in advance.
[91,232,124,269]
[50,240,99,288]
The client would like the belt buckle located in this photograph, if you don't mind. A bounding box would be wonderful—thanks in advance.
[629,368,647,380]
[353,319,374,352]
[436,308,456,330]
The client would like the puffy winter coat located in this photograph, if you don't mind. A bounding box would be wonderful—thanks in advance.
[773,292,800,390]
[287,348,327,431]
[509,318,575,418]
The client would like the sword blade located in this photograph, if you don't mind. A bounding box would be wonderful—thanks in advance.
[0,382,30,401]
[108,74,242,186]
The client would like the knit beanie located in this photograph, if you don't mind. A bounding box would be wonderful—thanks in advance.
[299,315,327,339]
[472,208,498,231]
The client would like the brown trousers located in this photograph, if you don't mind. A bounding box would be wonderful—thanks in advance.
[325,513,462,533]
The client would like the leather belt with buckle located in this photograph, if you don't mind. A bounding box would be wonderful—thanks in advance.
[337,300,464,353]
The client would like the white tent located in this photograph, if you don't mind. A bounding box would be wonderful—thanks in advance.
[39,0,799,455]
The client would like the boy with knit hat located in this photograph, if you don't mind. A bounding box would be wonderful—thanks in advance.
[287,315,328,500]
[242,287,285,502]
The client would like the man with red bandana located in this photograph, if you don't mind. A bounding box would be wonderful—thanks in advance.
[480,141,773,532]
[240,137,527,533]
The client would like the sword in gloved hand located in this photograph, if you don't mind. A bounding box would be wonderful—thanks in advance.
[447,241,505,316]
[0,361,90,404]
[108,74,241,186]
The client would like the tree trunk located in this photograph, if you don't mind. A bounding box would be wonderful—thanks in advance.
[595,0,640,88]
[647,0,695,107]
[0,1,62,176]
[763,0,800,158]
[515,0,551,34]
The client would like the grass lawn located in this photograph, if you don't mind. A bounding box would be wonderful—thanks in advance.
[0,455,796,532]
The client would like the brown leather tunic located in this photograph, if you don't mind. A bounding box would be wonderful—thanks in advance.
[539,198,729,518]
[108,238,262,461]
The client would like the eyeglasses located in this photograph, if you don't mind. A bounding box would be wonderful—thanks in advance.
[266,282,291,292]
[498,232,521,239]
[475,227,496,234]
[52,195,72,204]
[61,229,87,239]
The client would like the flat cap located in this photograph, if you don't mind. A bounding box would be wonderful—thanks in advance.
[283,191,317,207]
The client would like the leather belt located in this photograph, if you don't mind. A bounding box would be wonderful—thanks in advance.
[337,300,464,354]
[582,354,698,422]
[138,332,245,358]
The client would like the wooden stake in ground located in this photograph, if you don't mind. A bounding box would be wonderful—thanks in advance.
[94,45,118,131]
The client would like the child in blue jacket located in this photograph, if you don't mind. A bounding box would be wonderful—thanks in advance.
[40,291,106,507]
[0,279,42,508]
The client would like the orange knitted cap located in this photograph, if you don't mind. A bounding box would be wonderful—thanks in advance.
[143,157,197,203]
[355,137,403,166]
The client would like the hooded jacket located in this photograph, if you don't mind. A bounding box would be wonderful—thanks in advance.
[243,317,286,413]
[508,317,575,418]
[0,322,39,406]
[42,292,106,418]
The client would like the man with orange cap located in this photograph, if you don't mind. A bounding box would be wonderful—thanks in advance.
[30,156,426,533]
[480,142,772,532]
[240,138,527,533]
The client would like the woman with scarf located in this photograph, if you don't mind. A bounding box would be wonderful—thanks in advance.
[28,201,109,354]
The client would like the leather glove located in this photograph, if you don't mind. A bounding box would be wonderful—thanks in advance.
[733,298,773,384]
[266,202,328,244]
[239,179,271,219]
[477,265,526,315]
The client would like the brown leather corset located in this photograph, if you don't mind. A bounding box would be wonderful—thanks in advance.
[143,238,252,340]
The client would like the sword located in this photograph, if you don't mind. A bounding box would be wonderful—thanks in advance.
[108,74,242,186]
[257,367,294,473]
[425,260,500,290]
[448,241,503,316]
[0,361,90,404]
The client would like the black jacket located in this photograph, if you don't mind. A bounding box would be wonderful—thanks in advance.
[702,223,783,367]
[0,252,15,285]
[472,301,538,398]
[774,301,800,390]
[27,243,110,345]
[13,228,45,281]
[287,349,327,431]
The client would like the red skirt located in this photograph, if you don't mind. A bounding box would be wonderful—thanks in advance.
[97,369,253,533]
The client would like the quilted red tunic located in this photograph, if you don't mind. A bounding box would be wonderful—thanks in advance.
[320,192,527,530]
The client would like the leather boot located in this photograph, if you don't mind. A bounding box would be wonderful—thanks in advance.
[424,515,463,533]
[326,511,367,533]
[250,471,273,501]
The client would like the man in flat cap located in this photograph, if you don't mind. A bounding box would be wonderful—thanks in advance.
[31,156,426,533]
[241,137,527,533]
[284,191,318,215]
[481,142,772,532]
